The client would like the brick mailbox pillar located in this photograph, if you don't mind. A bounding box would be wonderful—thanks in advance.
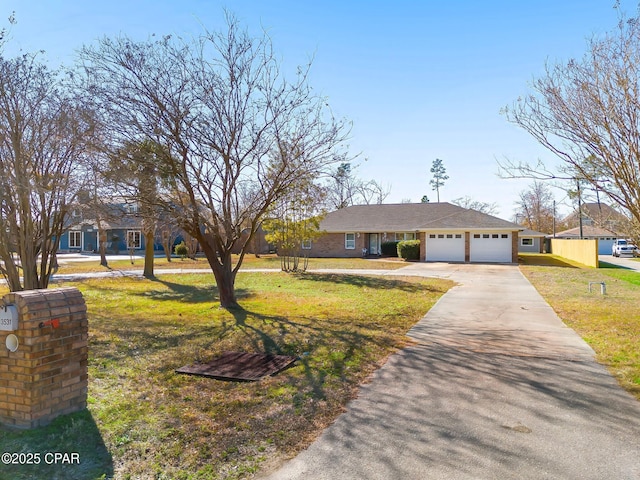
[0,287,88,429]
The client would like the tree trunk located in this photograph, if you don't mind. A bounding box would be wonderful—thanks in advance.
[212,264,239,309]
[252,234,261,258]
[163,238,172,261]
[201,239,239,309]
[143,230,155,278]
[98,226,108,267]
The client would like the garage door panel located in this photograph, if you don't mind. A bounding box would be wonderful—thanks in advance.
[426,233,465,262]
[470,233,512,263]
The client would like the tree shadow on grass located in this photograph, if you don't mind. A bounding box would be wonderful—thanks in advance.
[226,306,391,401]
[296,272,443,293]
[518,254,580,268]
[137,277,253,303]
[0,409,113,480]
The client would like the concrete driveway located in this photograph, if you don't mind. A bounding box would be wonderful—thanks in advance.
[599,254,640,271]
[261,263,640,480]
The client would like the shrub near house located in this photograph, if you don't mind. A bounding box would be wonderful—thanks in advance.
[398,240,420,260]
[381,241,399,257]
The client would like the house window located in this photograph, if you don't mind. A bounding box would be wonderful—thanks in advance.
[69,231,82,249]
[473,234,480,238]
[438,234,444,239]
[124,203,139,214]
[446,234,453,239]
[482,234,490,239]
[521,238,533,246]
[345,233,355,249]
[502,234,509,239]
[127,230,141,249]
[429,234,436,239]
[455,234,462,239]
[301,240,311,250]
[492,234,499,239]
[395,232,416,241]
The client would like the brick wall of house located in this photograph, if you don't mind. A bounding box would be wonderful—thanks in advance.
[465,232,471,262]
[308,232,366,258]
[512,231,519,263]
[0,288,88,429]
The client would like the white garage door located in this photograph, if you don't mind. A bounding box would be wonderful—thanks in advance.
[426,233,465,262]
[598,238,615,255]
[470,232,512,263]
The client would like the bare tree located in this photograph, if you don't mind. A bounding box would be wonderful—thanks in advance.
[325,162,360,209]
[356,179,391,205]
[79,15,349,308]
[0,12,15,47]
[451,196,499,215]
[156,220,181,262]
[501,11,640,229]
[325,163,392,207]
[513,181,557,233]
[0,52,91,291]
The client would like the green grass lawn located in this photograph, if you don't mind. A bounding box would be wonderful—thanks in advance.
[520,256,640,401]
[55,254,407,275]
[0,272,452,480]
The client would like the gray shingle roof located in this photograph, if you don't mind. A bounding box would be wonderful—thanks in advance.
[319,203,521,233]
[520,228,549,237]
[554,225,620,238]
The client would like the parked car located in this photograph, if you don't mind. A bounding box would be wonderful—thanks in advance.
[612,239,637,257]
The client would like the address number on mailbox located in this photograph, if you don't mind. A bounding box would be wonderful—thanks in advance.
[0,304,18,331]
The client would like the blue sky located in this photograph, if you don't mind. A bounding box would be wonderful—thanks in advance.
[2,0,636,217]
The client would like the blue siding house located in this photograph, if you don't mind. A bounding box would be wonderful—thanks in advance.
[59,201,155,254]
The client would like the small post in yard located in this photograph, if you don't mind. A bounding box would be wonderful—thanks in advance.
[588,281,606,295]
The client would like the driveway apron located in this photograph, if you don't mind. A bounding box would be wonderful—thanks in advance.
[262,263,640,480]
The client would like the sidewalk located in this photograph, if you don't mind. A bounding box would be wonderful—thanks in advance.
[261,263,640,480]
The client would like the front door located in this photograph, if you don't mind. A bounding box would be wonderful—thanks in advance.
[369,234,379,255]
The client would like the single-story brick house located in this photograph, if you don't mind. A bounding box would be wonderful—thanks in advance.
[307,202,523,263]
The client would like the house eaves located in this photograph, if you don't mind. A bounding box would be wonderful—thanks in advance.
[319,203,522,233]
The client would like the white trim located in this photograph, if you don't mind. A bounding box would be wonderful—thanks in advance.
[127,230,142,249]
[69,230,82,249]
[345,233,356,249]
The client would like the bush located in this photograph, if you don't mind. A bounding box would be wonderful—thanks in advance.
[397,240,420,261]
[381,241,399,257]
[174,241,188,259]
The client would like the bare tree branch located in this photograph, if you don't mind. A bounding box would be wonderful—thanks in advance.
[78,14,350,308]
[502,13,640,225]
